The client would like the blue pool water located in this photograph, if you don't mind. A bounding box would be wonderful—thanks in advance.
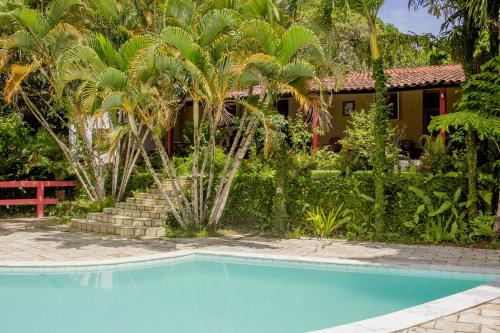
[0,255,494,333]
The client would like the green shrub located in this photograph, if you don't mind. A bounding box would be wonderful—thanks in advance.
[223,168,469,243]
[47,195,116,222]
[469,213,498,242]
[304,205,352,238]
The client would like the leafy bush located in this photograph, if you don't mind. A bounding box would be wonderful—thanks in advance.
[339,105,401,172]
[223,165,475,243]
[288,114,311,153]
[405,186,467,244]
[469,213,498,242]
[311,148,341,170]
[0,113,33,180]
[304,205,352,238]
[0,113,71,181]
[48,195,116,222]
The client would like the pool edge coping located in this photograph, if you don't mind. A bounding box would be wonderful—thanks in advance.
[1,249,499,333]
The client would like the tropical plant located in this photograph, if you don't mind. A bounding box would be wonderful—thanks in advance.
[0,0,122,200]
[94,3,329,230]
[334,0,390,236]
[405,186,467,243]
[429,56,500,223]
[408,0,499,222]
[468,212,498,242]
[288,113,311,153]
[54,32,154,201]
[305,205,352,238]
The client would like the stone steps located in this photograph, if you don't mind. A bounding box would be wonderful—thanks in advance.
[125,197,179,207]
[71,179,190,239]
[103,207,167,220]
[72,219,164,238]
[115,202,168,213]
[86,212,164,227]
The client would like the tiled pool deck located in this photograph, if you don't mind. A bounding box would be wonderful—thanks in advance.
[1,218,499,332]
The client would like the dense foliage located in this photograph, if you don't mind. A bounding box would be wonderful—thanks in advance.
[0,0,498,244]
[223,162,497,245]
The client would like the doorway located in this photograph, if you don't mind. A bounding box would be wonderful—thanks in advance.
[423,91,440,135]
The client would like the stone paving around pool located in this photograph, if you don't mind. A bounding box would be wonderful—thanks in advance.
[1,218,499,332]
[398,297,500,333]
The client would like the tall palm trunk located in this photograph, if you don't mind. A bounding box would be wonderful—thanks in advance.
[208,116,259,227]
[369,23,389,236]
[495,197,500,233]
[466,132,479,216]
[191,99,201,226]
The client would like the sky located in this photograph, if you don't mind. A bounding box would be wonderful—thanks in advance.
[379,0,444,36]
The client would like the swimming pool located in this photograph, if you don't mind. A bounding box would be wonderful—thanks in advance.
[0,253,496,333]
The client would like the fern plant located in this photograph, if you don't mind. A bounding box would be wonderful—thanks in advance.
[469,213,498,242]
[305,205,352,238]
[405,186,467,244]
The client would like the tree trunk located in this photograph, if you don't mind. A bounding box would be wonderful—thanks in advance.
[369,22,389,237]
[212,111,248,210]
[466,131,479,218]
[21,91,98,201]
[151,134,193,223]
[191,100,200,226]
[128,115,187,230]
[208,118,259,227]
[488,0,499,58]
[494,196,500,233]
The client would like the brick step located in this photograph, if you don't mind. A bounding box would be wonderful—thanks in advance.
[147,183,190,195]
[72,219,164,238]
[103,207,167,220]
[115,202,169,213]
[135,192,188,201]
[86,213,164,227]
[126,197,179,206]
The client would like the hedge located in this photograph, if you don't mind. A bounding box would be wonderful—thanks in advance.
[223,170,467,235]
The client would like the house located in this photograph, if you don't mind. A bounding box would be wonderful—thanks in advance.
[166,64,465,156]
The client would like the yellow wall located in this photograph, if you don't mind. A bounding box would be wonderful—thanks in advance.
[290,88,460,148]
[176,87,461,148]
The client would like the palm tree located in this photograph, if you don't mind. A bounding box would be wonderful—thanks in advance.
[0,0,154,201]
[54,33,157,201]
[334,0,389,236]
[125,4,327,229]
[0,0,106,200]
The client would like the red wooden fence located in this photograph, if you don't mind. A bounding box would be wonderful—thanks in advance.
[0,181,77,218]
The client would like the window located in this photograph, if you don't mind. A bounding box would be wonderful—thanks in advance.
[387,92,399,120]
[342,101,355,116]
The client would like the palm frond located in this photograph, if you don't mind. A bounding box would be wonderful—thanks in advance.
[95,33,123,69]
[97,67,126,90]
[3,61,40,103]
[278,25,323,65]
[86,0,119,24]
[160,27,206,68]
[197,9,235,47]
[46,0,80,29]
[0,31,35,69]
[10,7,48,38]
[118,35,153,64]
[279,60,315,83]
[242,19,278,55]
[101,91,125,113]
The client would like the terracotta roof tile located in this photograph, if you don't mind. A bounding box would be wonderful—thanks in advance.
[320,64,465,92]
[226,64,465,98]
